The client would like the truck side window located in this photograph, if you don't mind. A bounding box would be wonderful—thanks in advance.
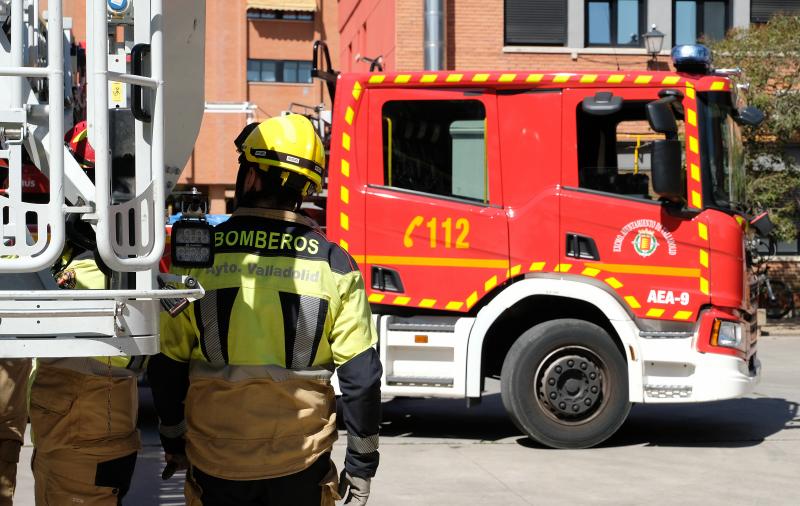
[576,101,685,199]
[382,100,488,203]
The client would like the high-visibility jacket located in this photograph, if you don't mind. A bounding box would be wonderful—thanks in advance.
[150,207,382,480]
[47,250,146,372]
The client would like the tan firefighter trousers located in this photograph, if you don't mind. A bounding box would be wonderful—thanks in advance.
[0,359,32,506]
[183,369,340,504]
[29,364,140,506]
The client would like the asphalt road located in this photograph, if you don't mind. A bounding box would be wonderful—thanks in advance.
[13,333,800,505]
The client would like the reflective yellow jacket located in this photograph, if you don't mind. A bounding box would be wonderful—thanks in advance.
[152,207,382,480]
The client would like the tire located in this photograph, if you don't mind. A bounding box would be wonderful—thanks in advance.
[500,318,631,449]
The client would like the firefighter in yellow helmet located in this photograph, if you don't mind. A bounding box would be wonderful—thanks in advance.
[29,126,144,505]
[148,114,381,505]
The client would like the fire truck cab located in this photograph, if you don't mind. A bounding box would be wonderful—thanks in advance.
[322,46,760,448]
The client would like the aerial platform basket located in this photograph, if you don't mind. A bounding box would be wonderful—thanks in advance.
[0,0,206,357]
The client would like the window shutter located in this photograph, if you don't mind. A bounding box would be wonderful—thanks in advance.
[751,0,800,23]
[505,0,568,46]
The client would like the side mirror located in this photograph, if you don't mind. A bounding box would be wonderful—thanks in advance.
[749,211,775,237]
[646,99,678,136]
[651,139,684,203]
[734,106,765,127]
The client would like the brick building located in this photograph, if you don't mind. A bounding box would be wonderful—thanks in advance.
[61,0,339,213]
[339,0,797,73]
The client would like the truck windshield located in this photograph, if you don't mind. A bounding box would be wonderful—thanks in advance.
[698,92,746,211]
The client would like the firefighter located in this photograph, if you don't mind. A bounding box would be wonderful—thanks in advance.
[0,359,30,506]
[148,114,381,506]
[28,122,144,505]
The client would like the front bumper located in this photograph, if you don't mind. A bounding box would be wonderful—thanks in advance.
[635,328,760,403]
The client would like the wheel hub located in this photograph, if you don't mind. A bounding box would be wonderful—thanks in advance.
[540,353,602,419]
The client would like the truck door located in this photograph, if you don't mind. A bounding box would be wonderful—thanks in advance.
[559,87,710,323]
[363,89,508,313]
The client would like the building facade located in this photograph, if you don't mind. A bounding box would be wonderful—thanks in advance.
[191,0,338,213]
[339,0,798,74]
[60,0,339,213]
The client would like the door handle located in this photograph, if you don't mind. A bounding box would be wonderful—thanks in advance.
[566,234,600,260]
[371,266,405,293]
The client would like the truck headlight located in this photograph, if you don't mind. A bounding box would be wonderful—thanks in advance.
[171,218,214,268]
[711,319,745,352]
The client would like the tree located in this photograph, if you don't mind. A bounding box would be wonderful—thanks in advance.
[707,15,800,241]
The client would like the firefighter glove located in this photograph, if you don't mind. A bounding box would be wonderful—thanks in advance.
[338,470,371,505]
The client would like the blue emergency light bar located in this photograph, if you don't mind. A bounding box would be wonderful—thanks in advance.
[671,44,712,74]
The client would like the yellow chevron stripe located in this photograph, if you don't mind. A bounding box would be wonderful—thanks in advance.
[419,298,437,308]
[699,249,709,268]
[625,296,641,309]
[691,190,702,208]
[698,222,708,240]
[582,267,601,277]
[352,82,363,100]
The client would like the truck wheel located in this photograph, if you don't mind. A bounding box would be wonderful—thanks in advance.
[500,318,630,449]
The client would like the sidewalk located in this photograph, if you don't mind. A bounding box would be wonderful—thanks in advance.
[761,316,800,336]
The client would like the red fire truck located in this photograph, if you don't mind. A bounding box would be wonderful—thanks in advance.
[311,44,762,449]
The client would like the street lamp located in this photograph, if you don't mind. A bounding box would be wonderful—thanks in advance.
[643,24,665,69]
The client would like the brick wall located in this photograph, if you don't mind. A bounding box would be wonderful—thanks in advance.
[346,0,656,73]
[767,257,800,311]
[178,0,248,213]
[339,0,396,73]
[184,0,339,213]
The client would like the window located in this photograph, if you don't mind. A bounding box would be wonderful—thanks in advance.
[382,100,488,203]
[586,0,645,47]
[674,1,729,45]
[247,60,312,83]
[505,0,568,46]
[577,100,686,201]
[247,9,314,21]
[751,0,800,23]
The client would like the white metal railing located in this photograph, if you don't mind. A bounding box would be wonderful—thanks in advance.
[93,0,166,271]
[0,0,64,273]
